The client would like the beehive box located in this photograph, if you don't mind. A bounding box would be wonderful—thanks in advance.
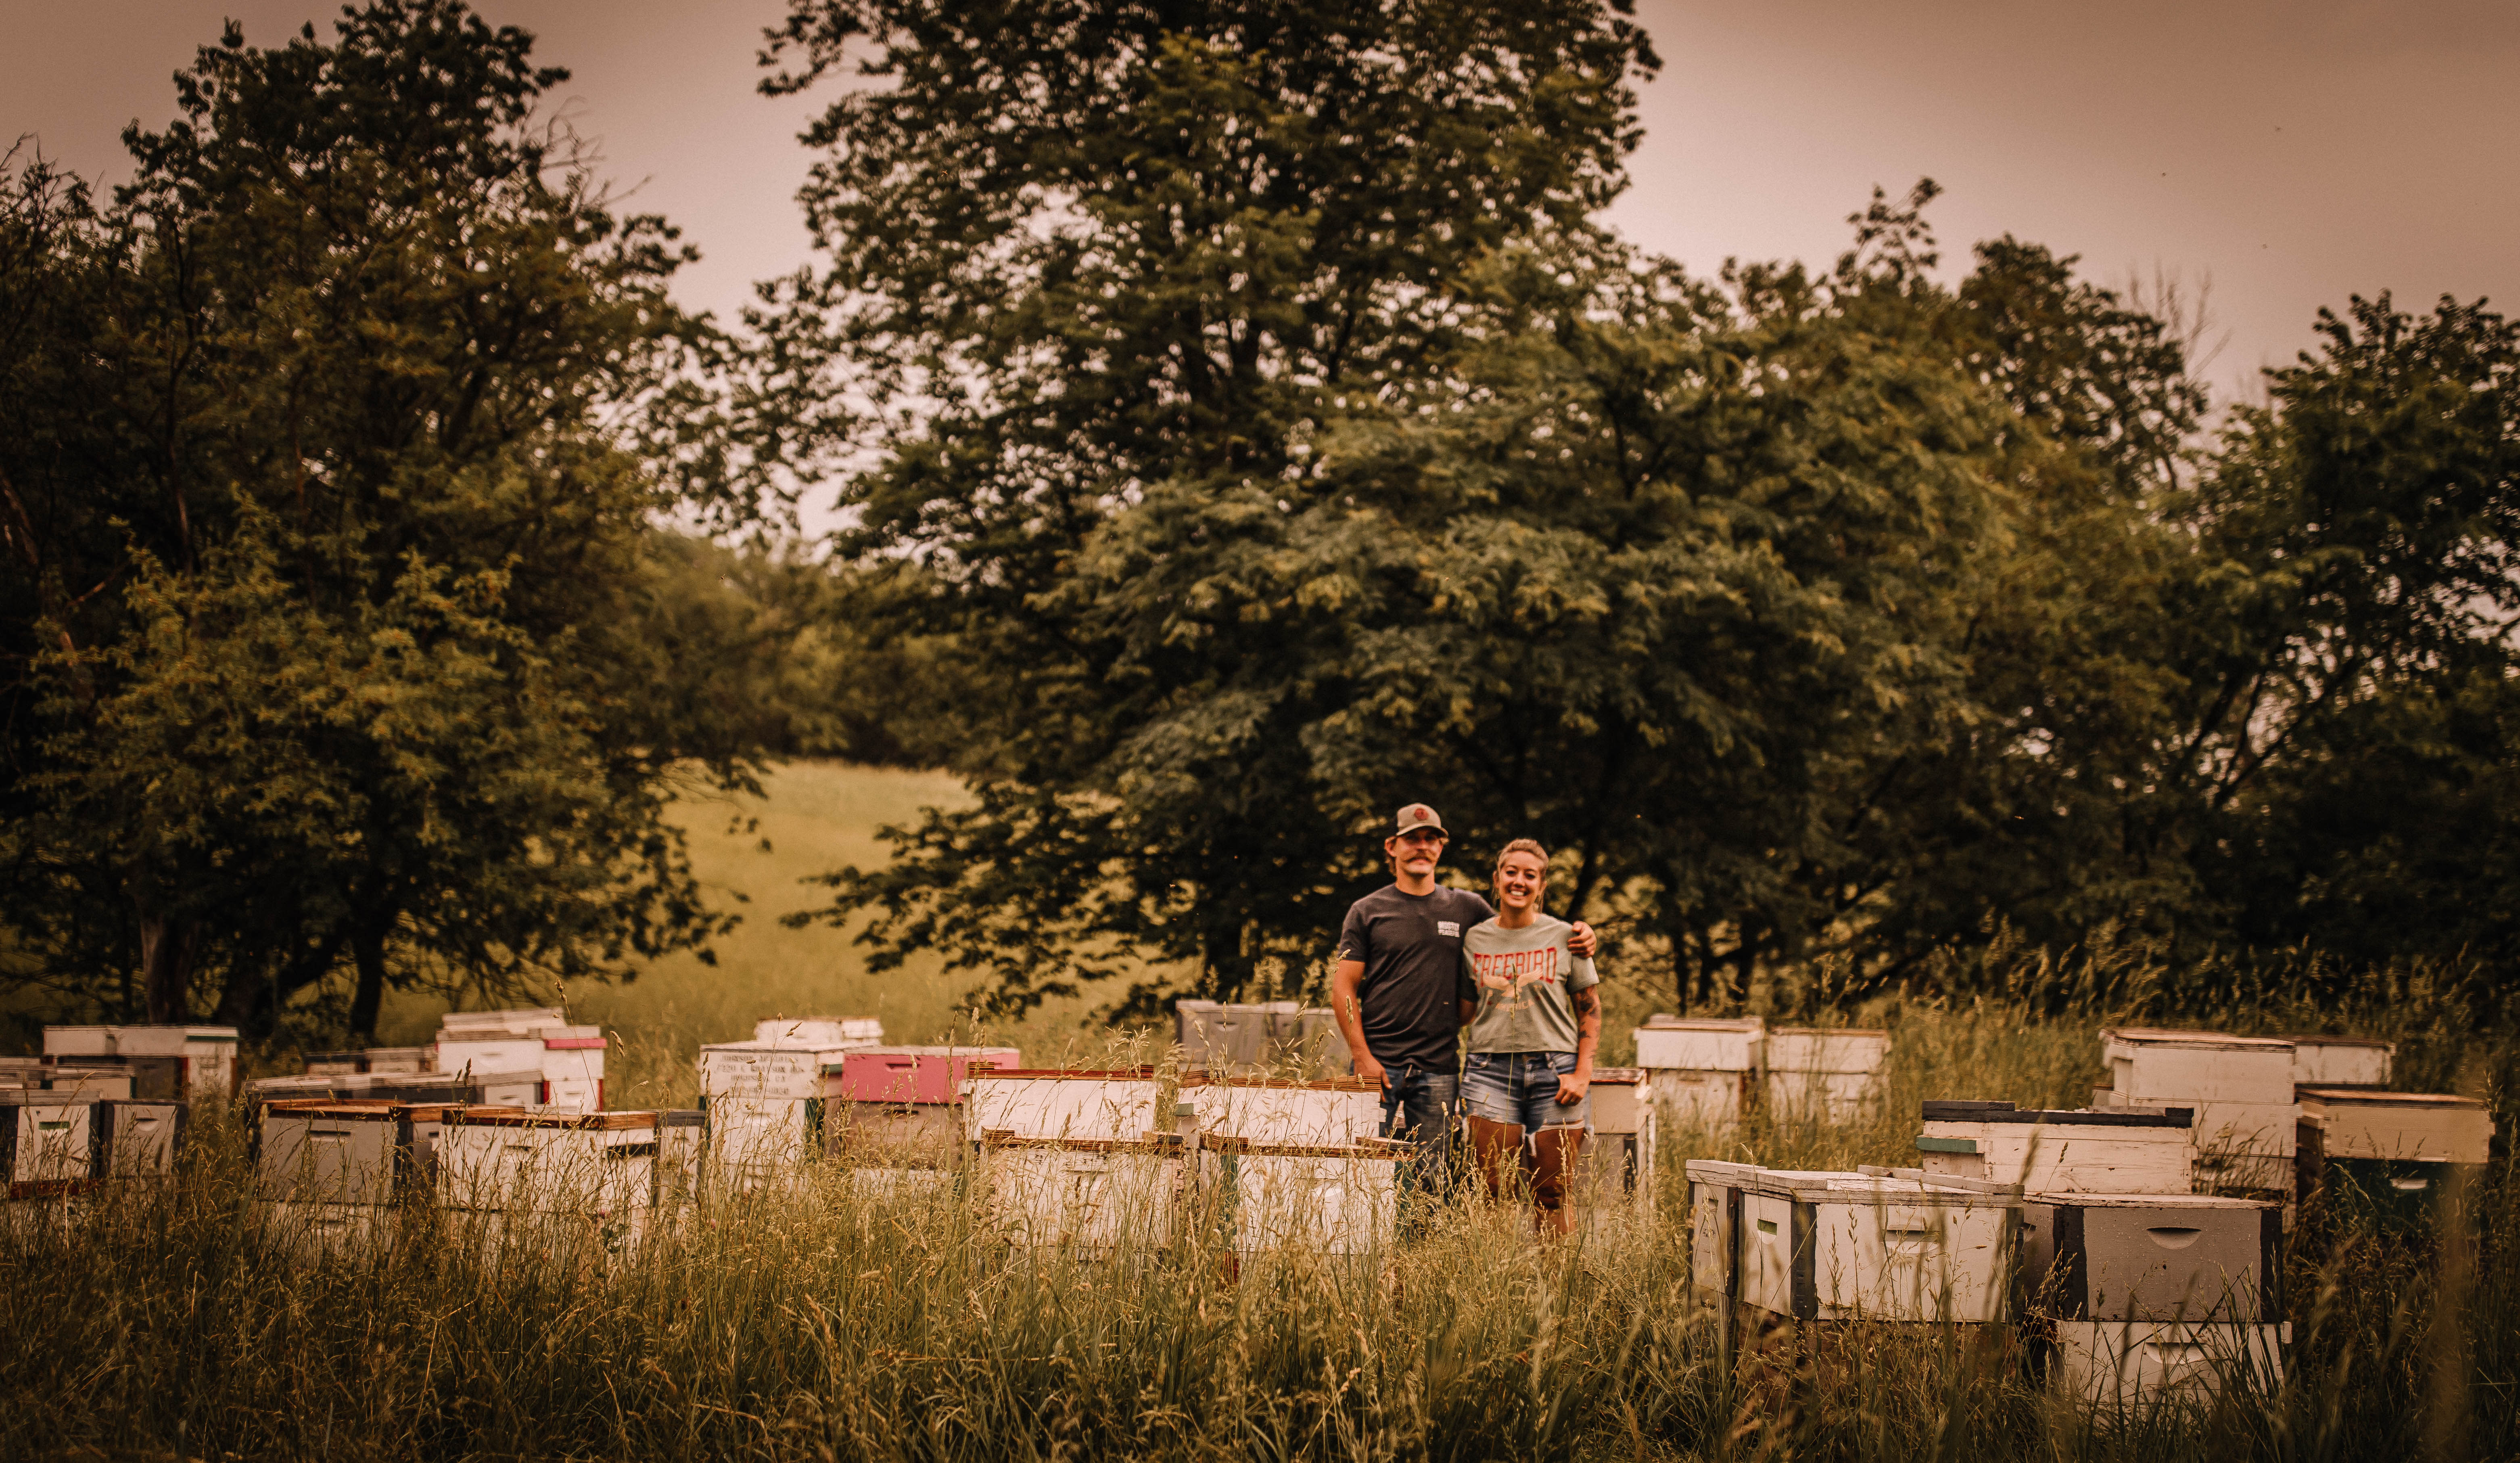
[435,1110,659,1214]
[43,1025,238,1099]
[965,1069,1165,1143]
[257,1101,406,1205]
[1764,1029,1891,1123]
[434,1028,552,1083]
[1736,1167,2023,1323]
[35,1066,133,1101]
[307,1052,371,1076]
[1182,1076,1383,1147]
[834,1046,1020,1105]
[364,1047,430,1075]
[698,1041,849,1101]
[1,1091,96,1197]
[2021,1194,2282,1323]
[1174,1001,1302,1071]
[752,1017,883,1047]
[980,1134,1186,1252]
[702,1095,825,1191]
[2042,1320,2288,1409]
[2287,1036,2392,1089]
[2296,1088,2493,1164]
[441,1007,566,1031]
[1915,1100,2194,1194]
[1197,1132,1402,1254]
[2101,1029,2298,1192]
[1584,1068,1655,1205]
[537,1027,608,1111]
[398,1103,530,1187]
[829,1102,963,1164]
[94,1099,186,1178]
[1634,1016,1764,1072]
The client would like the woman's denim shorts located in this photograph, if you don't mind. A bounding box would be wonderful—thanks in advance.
[1461,1050,1588,1130]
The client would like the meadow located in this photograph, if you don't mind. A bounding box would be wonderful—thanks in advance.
[3,762,2514,1461]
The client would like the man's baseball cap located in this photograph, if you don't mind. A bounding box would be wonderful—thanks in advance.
[1392,803,1447,838]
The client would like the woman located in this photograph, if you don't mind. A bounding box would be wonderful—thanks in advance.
[1457,838,1602,1235]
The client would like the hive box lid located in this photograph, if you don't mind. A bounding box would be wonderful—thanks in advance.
[967,1067,1162,1081]
[1590,1067,1646,1086]
[2025,1191,2278,1210]
[1177,1074,1379,1092]
[1640,1015,1764,1032]
[458,1109,659,1130]
[2102,1028,2293,1051]
[1198,1132,1408,1159]
[261,1100,401,1120]
[1922,1099,2194,1128]
[2298,1088,2485,1111]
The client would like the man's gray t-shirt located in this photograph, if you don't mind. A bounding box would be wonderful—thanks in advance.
[1335,884,1495,1075]
[1458,914,1599,1054]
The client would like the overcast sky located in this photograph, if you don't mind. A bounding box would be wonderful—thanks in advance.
[11,0,2516,411]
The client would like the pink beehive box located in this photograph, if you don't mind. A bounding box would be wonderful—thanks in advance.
[833,1046,1020,1105]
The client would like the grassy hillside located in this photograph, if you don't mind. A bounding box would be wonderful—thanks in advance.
[374,761,1196,1105]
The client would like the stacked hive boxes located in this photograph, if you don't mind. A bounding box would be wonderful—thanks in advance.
[1687,1160,2023,1323]
[2096,1030,2297,1195]
[244,1069,542,1112]
[2021,1193,2287,1406]
[2289,1036,2392,1088]
[433,1009,607,1111]
[1179,1073,1400,1254]
[1914,1100,2195,1195]
[2296,1088,2495,1232]
[827,1045,1020,1164]
[1765,1028,1892,1122]
[41,1025,239,1099]
[1634,1017,1764,1130]
[694,1018,885,1192]
[969,1069,1184,1252]
[1174,1001,1302,1072]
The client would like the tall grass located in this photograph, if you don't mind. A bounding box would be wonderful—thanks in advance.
[5,984,2513,1462]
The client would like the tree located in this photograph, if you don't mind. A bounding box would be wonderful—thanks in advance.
[756,0,1661,1013]
[0,2,769,1038]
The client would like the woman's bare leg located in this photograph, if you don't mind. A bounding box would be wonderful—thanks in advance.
[1467,1115,1527,1205]
[1530,1126,1584,1236]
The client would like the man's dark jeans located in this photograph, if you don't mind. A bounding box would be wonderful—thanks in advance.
[1379,1067,1461,1214]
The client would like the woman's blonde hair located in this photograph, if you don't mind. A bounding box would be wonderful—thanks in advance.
[1493,838,1548,877]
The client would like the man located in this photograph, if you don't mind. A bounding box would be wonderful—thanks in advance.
[1328,804,1595,1174]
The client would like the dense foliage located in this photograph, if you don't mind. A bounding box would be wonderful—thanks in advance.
[0,2,785,1038]
[752,2,2520,1012]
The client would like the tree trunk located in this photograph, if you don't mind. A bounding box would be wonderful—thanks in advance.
[349,923,390,1042]
[137,915,196,1023]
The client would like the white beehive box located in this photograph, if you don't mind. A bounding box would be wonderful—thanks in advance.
[1737,1167,2023,1323]
[2287,1036,2392,1088]
[980,1135,1186,1252]
[398,1102,529,1187]
[1915,1100,2194,1194]
[2021,1194,2282,1324]
[698,1042,853,1101]
[364,1047,430,1075]
[2296,1088,2493,1164]
[257,1101,404,1205]
[537,1026,607,1111]
[1584,1069,1656,1206]
[1764,1028,1891,1122]
[43,1024,238,1098]
[38,1067,134,1101]
[751,1016,882,1047]
[2101,1029,2297,1191]
[702,1095,823,1190]
[1182,1076,1382,1146]
[94,1099,186,1178]
[441,1007,565,1031]
[435,1110,658,1214]
[41,1026,116,1057]
[965,1069,1164,1143]
[1197,1133,1402,1254]
[2044,1320,2287,1409]
[1634,1015,1764,1072]
[435,1029,552,1081]
[2,1091,96,1197]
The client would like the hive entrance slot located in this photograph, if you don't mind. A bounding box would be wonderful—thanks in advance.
[2145,1226,2204,1250]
